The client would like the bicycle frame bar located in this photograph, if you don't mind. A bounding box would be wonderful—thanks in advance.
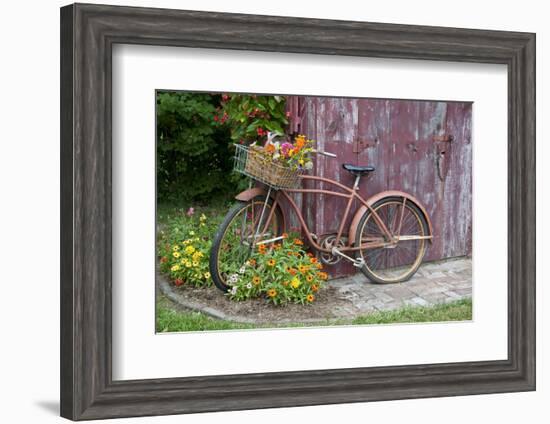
[270,175,394,253]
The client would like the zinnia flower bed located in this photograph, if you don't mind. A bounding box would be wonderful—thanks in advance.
[226,235,328,306]
[158,207,328,307]
[158,211,216,287]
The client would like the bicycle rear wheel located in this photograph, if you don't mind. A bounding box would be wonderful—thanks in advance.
[209,196,283,292]
[355,197,429,284]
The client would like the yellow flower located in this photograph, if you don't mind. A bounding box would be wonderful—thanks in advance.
[267,289,277,298]
[204,272,211,279]
[182,239,191,245]
[192,261,199,267]
[185,261,192,268]
[172,245,180,251]
[299,159,304,165]
[306,274,313,282]
[192,251,203,261]
[185,245,196,255]
[172,251,181,258]
[306,294,315,302]
[200,213,207,222]
[252,276,261,285]
[267,259,276,267]
[170,265,180,272]
[291,277,301,289]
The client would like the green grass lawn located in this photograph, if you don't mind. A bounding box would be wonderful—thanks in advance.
[156,298,472,333]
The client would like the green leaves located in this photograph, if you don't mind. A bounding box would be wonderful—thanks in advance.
[218,94,289,144]
[156,91,240,202]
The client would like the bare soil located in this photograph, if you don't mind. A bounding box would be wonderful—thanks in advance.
[158,275,353,324]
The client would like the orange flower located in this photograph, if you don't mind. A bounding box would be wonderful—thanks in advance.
[311,284,319,292]
[306,294,315,302]
[288,268,297,276]
[310,257,318,264]
[274,243,281,250]
[282,281,289,287]
[317,271,328,280]
[299,265,309,273]
[248,259,257,266]
[265,143,276,154]
[160,256,168,264]
[252,276,261,285]
[267,259,276,267]
[316,263,323,270]
[267,289,277,298]
[306,274,314,282]
[294,238,304,246]
[295,135,306,149]
[306,252,313,258]
[282,233,289,239]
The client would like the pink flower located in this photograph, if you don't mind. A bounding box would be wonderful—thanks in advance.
[281,142,293,156]
[186,207,195,217]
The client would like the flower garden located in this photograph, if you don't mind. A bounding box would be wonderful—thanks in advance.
[158,205,329,306]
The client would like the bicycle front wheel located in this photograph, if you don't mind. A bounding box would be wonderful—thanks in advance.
[209,196,283,292]
[355,197,429,284]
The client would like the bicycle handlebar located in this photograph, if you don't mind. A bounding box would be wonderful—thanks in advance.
[313,149,337,158]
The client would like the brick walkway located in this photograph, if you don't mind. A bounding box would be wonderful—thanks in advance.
[329,257,472,316]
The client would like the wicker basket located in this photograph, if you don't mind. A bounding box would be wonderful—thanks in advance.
[234,144,302,189]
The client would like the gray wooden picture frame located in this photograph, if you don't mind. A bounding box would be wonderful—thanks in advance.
[60,3,536,421]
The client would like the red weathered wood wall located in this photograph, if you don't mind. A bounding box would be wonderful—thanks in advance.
[286,96,472,278]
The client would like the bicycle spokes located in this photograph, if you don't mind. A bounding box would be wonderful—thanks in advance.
[217,200,279,281]
[358,199,427,283]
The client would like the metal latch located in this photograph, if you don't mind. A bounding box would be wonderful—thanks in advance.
[434,134,454,181]
[352,137,379,153]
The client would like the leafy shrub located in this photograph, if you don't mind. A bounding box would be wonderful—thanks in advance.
[156,91,237,202]
[158,210,221,287]
[226,236,328,305]
[215,94,289,145]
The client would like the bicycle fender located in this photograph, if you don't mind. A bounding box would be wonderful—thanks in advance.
[349,190,434,245]
[235,187,267,202]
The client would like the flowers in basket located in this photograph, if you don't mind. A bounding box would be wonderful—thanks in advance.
[254,133,315,171]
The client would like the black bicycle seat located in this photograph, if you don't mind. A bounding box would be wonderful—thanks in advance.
[342,164,375,175]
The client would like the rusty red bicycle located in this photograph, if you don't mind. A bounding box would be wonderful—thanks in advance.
[209,143,433,292]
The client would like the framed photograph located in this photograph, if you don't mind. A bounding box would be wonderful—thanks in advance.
[60,3,535,420]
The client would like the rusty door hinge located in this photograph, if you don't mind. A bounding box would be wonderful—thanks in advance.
[433,134,454,143]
